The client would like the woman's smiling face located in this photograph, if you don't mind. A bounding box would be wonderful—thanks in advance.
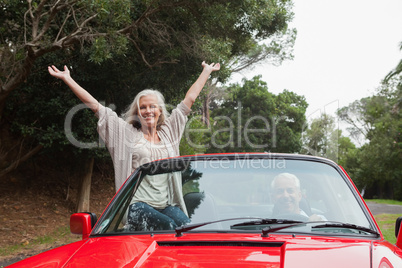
[138,94,161,129]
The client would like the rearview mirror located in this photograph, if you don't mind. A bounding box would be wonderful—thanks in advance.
[395,217,402,249]
[70,213,97,240]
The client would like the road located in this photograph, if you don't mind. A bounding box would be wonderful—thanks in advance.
[366,201,402,216]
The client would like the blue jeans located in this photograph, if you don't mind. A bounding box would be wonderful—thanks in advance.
[128,202,190,231]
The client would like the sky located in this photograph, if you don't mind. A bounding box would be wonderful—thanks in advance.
[231,0,402,121]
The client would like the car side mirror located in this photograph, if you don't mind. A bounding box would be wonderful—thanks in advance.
[395,217,402,248]
[70,212,97,240]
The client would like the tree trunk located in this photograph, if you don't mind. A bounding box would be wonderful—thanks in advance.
[76,157,94,212]
[0,50,38,118]
[201,80,213,127]
[0,143,43,178]
[202,93,211,127]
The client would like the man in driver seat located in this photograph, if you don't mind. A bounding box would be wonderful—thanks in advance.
[271,173,325,221]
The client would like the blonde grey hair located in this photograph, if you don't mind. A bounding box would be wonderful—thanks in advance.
[271,173,301,190]
[123,89,170,130]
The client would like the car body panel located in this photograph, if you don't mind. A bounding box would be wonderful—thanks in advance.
[10,233,401,267]
[372,240,402,267]
[9,240,87,268]
[8,153,402,267]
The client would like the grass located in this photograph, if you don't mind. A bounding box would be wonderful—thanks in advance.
[367,199,402,206]
[366,198,402,244]
[374,213,402,244]
[0,226,79,258]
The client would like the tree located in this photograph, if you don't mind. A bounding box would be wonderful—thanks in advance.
[385,41,402,82]
[335,134,356,168]
[302,113,335,157]
[3,50,112,211]
[1,0,129,112]
[205,75,307,153]
[1,0,296,176]
[336,98,373,146]
[198,29,297,126]
[338,76,402,199]
[301,113,356,163]
[1,0,295,114]
[2,0,296,211]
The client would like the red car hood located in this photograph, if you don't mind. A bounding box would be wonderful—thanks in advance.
[11,233,399,267]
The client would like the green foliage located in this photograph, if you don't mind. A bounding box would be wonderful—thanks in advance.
[180,116,210,156]
[206,75,307,153]
[1,0,295,86]
[303,114,335,157]
[339,76,402,200]
[385,41,402,82]
[89,0,131,26]
[302,113,356,164]
[85,0,132,63]
[4,52,110,167]
[336,135,356,167]
[1,0,296,179]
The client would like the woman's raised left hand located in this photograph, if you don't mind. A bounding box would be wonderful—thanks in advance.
[202,61,221,73]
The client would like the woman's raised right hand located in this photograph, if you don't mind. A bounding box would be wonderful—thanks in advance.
[48,65,71,81]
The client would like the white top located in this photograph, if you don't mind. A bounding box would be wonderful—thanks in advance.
[131,136,170,209]
[131,133,169,170]
[96,101,191,214]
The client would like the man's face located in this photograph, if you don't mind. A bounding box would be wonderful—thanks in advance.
[272,176,302,214]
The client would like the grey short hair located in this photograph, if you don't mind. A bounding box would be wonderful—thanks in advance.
[271,173,301,190]
[123,89,170,130]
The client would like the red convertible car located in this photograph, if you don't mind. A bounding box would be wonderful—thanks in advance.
[8,153,402,267]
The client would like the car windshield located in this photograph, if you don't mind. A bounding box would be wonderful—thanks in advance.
[93,155,375,236]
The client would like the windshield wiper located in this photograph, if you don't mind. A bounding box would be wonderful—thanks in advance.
[312,222,380,236]
[231,218,308,238]
[175,217,264,237]
[175,218,305,237]
[231,218,303,227]
[175,219,378,238]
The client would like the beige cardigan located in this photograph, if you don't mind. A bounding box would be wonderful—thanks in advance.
[96,101,191,215]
